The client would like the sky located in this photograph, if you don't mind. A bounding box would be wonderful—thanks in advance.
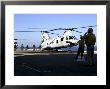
[14,14,97,47]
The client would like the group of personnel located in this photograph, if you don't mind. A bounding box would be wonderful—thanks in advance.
[21,44,36,51]
[14,44,36,51]
[76,28,96,66]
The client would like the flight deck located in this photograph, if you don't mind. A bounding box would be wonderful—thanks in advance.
[14,50,97,76]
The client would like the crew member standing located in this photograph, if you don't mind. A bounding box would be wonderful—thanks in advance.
[26,45,29,50]
[76,35,85,60]
[21,44,24,51]
[33,44,36,51]
[84,28,96,65]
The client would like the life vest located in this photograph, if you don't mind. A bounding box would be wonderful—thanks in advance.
[78,39,85,47]
[85,33,96,45]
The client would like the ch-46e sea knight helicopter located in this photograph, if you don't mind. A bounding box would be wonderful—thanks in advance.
[39,28,81,50]
[15,25,96,51]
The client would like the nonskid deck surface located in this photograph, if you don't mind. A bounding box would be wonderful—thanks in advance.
[14,50,97,76]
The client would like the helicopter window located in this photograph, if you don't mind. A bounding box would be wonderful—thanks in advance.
[56,40,58,43]
[69,36,74,40]
[66,37,68,40]
[61,38,64,41]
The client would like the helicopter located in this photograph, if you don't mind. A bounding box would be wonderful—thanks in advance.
[15,25,97,51]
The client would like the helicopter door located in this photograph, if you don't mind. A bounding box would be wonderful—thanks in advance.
[56,40,58,44]
[61,38,64,41]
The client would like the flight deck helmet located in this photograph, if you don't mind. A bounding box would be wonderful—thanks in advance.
[88,28,93,33]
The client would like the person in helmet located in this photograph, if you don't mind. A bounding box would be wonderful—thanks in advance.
[75,35,85,60]
[84,28,96,65]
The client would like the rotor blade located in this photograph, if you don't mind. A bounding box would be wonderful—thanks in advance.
[58,28,64,30]
[62,28,82,33]
[50,30,54,31]
[50,28,82,33]
[50,29,58,31]
[28,28,46,29]
[75,31,82,33]
[15,30,50,33]
[80,27,87,28]
[80,25,97,29]
[14,38,27,40]
[76,31,79,32]
[88,26,94,27]
[88,25,97,27]
[18,39,27,40]
[50,28,64,31]
[15,31,40,32]
[72,28,78,29]
[50,32,59,35]
[80,25,97,28]
[42,31,49,33]
[14,39,18,40]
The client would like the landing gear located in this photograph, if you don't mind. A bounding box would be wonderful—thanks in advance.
[55,49,58,52]
[53,49,58,52]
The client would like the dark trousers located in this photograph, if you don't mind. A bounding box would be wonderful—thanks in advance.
[87,45,94,65]
[76,47,84,59]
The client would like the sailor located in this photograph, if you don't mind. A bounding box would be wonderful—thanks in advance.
[14,41,18,51]
[21,44,24,51]
[25,45,29,50]
[33,44,36,51]
[84,28,96,65]
[76,35,85,60]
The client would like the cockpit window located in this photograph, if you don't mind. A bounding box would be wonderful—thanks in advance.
[69,36,77,40]
[69,36,74,39]
[66,37,68,40]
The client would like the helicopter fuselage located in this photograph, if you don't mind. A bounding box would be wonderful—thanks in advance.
[41,34,78,50]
